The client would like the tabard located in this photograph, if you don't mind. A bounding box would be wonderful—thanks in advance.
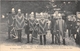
[15,13,25,30]
[38,19,48,35]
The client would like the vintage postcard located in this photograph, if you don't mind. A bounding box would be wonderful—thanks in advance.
[0,0,80,51]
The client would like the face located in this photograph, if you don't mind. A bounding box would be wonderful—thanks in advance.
[18,11,21,13]
[31,16,34,19]
[12,10,15,14]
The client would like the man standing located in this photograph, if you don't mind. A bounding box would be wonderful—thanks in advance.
[71,16,77,39]
[38,17,48,45]
[55,13,67,45]
[7,8,16,39]
[75,21,80,45]
[15,9,25,42]
[50,15,56,44]
[29,12,36,43]
[24,13,30,43]
[67,15,73,37]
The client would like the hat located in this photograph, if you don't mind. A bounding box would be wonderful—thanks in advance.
[18,9,21,12]
[58,13,62,17]
[40,12,43,15]
[30,12,34,17]
[12,8,15,11]
[30,12,34,15]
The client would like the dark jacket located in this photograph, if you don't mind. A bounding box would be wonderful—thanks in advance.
[50,18,56,34]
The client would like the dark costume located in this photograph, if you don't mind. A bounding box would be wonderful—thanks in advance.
[71,21,77,39]
[50,16,56,44]
[75,25,80,45]
[15,13,24,42]
[67,21,73,37]
[24,18,30,43]
[29,18,38,43]
[38,19,48,45]
[7,12,16,39]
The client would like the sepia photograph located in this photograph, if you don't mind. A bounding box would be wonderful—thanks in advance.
[0,0,80,51]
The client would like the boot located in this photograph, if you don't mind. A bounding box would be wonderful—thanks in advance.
[27,34,29,43]
[51,34,54,44]
[63,39,66,45]
[40,35,42,45]
[44,35,46,45]
[31,37,33,43]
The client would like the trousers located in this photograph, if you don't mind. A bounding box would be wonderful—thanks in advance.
[40,35,46,45]
[17,30,22,42]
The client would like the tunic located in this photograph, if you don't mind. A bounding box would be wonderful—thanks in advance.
[32,23,39,39]
[50,18,56,34]
[55,19,67,39]
[15,13,24,30]
[29,19,38,38]
[29,19,36,32]
[24,19,29,34]
[38,19,48,35]
[71,21,77,34]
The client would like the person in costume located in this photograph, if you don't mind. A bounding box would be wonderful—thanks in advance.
[15,9,25,42]
[29,12,36,43]
[71,15,77,39]
[24,13,30,43]
[55,13,67,45]
[50,11,59,44]
[38,15,48,45]
[67,15,73,37]
[7,8,16,39]
[50,15,56,44]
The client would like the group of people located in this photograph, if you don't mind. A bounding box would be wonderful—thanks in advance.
[67,15,80,45]
[7,8,48,45]
[7,8,80,45]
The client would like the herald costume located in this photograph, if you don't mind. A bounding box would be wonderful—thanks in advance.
[38,19,48,45]
[7,12,16,39]
[29,18,38,43]
[15,13,24,42]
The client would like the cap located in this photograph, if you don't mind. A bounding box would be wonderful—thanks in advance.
[58,13,62,17]
[31,12,34,15]
[12,8,15,11]
[18,9,21,12]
